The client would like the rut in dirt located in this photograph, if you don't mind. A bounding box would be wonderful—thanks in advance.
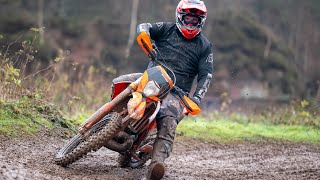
[0,133,320,180]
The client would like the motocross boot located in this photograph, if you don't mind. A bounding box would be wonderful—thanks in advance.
[147,139,169,180]
[147,116,177,179]
[147,161,165,180]
[147,92,184,179]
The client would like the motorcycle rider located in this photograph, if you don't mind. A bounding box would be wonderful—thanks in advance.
[113,0,213,179]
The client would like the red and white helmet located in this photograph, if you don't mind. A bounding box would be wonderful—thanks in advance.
[176,0,207,39]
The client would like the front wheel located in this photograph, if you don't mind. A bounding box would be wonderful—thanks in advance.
[54,112,122,167]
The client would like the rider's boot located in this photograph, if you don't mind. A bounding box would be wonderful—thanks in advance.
[147,107,181,180]
[147,161,165,180]
[147,138,169,180]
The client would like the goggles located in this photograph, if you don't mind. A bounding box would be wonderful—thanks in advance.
[182,14,200,27]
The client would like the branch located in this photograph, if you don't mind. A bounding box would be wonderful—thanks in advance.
[22,64,55,80]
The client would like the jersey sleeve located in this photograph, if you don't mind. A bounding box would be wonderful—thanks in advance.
[193,44,213,103]
[137,22,167,41]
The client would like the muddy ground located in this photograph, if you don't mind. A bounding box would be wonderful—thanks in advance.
[0,132,319,180]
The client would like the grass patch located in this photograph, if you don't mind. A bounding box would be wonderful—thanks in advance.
[0,104,53,136]
[0,97,76,137]
[177,116,320,144]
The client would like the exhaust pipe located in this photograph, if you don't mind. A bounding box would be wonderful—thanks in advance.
[105,131,133,153]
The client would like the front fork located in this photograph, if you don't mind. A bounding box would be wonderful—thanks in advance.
[78,86,134,134]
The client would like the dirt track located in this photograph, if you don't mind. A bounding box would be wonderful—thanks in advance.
[0,133,319,180]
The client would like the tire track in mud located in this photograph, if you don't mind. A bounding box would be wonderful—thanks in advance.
[0,134,319,180]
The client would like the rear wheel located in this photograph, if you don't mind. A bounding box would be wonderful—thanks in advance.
[54,112,122,167]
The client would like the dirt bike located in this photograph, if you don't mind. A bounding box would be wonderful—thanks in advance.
[54,32,201,168]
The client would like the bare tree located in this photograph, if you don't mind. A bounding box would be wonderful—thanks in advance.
[263,29,272,59]
[38,0,44,45]
[125,0,139,59]
[317,82,320,103]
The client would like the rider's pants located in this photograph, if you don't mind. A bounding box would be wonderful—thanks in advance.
[151,92,184,163]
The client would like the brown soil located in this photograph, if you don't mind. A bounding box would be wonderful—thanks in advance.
[0,133,319,180]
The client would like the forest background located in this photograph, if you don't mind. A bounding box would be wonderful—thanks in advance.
[0,0,319,140]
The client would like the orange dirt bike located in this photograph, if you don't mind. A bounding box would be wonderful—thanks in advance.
[54,34,201,168]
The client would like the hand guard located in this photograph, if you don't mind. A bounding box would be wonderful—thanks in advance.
[190,96,201,106]
[136,32,154,56]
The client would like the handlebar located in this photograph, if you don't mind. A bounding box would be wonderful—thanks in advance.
[141,39,157,60]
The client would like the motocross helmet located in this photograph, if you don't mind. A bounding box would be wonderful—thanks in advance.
[176,0,207,39]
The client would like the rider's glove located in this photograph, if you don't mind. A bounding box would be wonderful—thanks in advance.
[136,32,154,56]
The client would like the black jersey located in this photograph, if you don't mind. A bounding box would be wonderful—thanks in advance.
[137,22,213,102]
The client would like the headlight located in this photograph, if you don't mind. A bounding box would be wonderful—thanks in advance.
[143,80,160,97]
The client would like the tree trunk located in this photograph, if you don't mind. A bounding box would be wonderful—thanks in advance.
[264,30,272,59]
[317,83,320,104]
[125,0,139,59]
[38,0,44,45]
